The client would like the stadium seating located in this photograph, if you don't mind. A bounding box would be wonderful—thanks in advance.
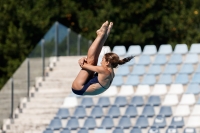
[90,106,104,118]
[174,44,188,54]
[42,44,200,133]
[56,108,70,119]
[153,54,167,65]
[158,44,172,54]
[100,116,114,129]
[168,54,182,64]
[143,45,157,55]
[126,45,142,56]
[112,45,126,56]
[189,43,200,54]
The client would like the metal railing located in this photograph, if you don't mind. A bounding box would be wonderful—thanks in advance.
[0,22,91,128]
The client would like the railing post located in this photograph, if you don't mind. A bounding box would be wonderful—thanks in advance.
[41,39,45,81]
[10,77,14,119]
[55,22,58,59]
[77,34,81,55]
[27,58,30,98]
[67,28,71,56]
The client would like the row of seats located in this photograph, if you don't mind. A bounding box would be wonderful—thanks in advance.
[44,127,197,133]
[116,65,200,75]
[113,74,200,86]
[63,94,200,108]
[56,104,200,119]
[99,54,200,66]
[103,44,200,56]
[45,115,200,131]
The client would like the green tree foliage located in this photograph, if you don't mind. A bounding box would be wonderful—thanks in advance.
[0,0,200,89]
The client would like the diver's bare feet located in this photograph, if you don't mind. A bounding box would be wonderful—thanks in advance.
[106,22,113,36]
[96,21,109,37]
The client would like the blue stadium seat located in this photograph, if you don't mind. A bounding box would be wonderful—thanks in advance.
[142,75,156,85]
[126,45,142,56]
[81,97,94,108]
[114,96,128,107]
[147,65,161,75]
[179,64,194,74]
[157,74,172,85]
[118,116,132,129]
[191,73,200,84]
[183,128,197,133]
[130,96,144,106]
[115,66,130,76]
[135,116,149,128]
[107,105,121,118]
[131,65,145,75]
[97,97,111,107]
[73,106,87,118]
[196,64,200,73]
[112,46,126,56]
[66,117,79,130]
[143,45,157,55]
[125,75,139,86]
[48,117,62,130]
[147,96,161,106]
[168,54,182,64]
[184,54,198,64]
[174,74,189,84]
[100,116,114,129]
[83,116,96,129]
[166,127,178,133]
[124,105,138,117]
[158,106,172,117]
[170,116,185,128]
[152,115,166,128]
[153,54,167,65]
[78,128,89,133]
[189,43,200,54]
[56,108,70,119]
[141,105,155,117]
[148,127,160,133]
[60,129,70,133]
[185,84,200,95]
[158,44,172,55]
[113,127,124,133]
[43,129,53,133]
[111,76,123,86]
[174,44,188,54]
[163,64,178,74]
[137,55,151,65]
[90,106,104,118]
[130,127,142,133]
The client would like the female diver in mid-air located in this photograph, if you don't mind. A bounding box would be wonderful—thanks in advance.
[71,21,134,96]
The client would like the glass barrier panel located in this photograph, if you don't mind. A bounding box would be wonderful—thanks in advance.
[58,23,68,56]
[12,59,28,115]
[0,79,12,127]
[29,42,43,88]
[43,23,56,67]
[69,30,78,55]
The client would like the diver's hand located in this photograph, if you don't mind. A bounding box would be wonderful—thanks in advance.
[78,57,87,67]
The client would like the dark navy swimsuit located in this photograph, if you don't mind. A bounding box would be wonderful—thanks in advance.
[72,73,109,95]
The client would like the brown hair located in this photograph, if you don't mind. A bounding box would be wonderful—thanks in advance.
[104,52,134,68]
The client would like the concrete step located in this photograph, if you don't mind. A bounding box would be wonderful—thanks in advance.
[21,108,58,114]
[8,124,47,133]
[16,114,56,120]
